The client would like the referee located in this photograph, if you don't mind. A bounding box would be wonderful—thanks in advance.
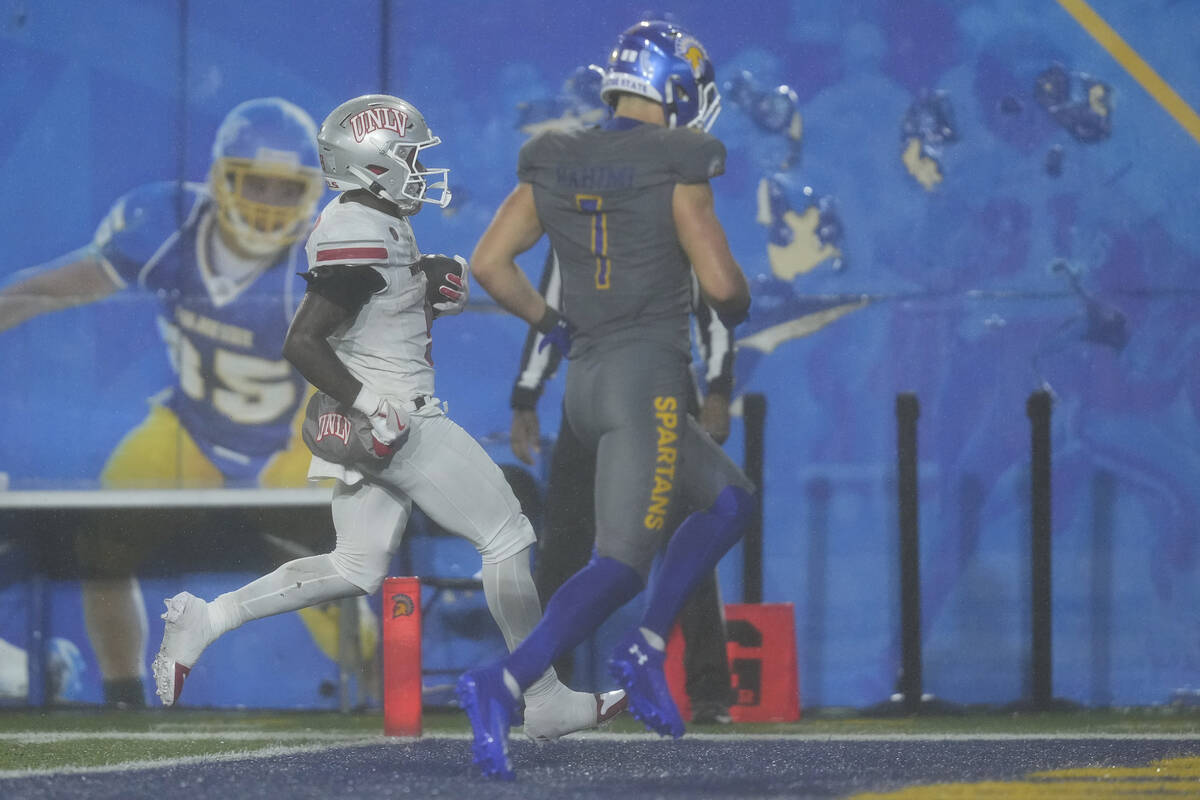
[508,249,737,723]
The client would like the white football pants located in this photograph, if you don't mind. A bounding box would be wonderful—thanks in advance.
[211,409,545,664]
[329,408,536,592]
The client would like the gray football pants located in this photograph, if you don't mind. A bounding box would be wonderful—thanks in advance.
[563,344,752,577]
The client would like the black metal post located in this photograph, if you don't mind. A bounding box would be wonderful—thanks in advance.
[896,393,922,713]
[379,0,392,94]
[804,478,830,710]
[1090,469,1115,707]
[742,393,766,604]
[1027,389,1053,710]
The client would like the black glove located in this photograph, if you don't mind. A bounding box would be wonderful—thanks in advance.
[419,254,470,317]
[535,307,574,357]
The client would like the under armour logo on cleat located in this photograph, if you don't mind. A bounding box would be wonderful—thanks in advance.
[629,644,649,666]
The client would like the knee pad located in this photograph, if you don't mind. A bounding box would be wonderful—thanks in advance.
[329,543,392,595]
[477,513,538,566]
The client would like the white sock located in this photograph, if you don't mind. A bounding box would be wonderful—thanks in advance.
[207,554,363,636]
[480,546,561,701]
[523,668,560,701]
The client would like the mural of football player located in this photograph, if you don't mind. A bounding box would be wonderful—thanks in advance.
[715,65,860,398]
[1034,62,1113,144]
[723,68,846,283]
[516,63,609,137]
[900,88,959,191]
[0,97,371,707]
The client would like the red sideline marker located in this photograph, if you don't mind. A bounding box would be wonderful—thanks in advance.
[665,602,801,723]
[383,576,422,736]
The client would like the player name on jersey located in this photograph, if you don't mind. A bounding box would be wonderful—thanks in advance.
[174,307,255,349]
[554,165,635,190]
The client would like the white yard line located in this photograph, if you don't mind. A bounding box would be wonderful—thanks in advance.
[0,730,383,743]
[2,729,1197,780]
[674,731,1200,741]
[3,729,1198,745]
[0,737,382,780]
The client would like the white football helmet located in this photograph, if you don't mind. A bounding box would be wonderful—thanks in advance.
[316,94,451,213]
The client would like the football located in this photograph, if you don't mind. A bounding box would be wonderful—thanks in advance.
[418,254,468,314]
[301,391,391,467]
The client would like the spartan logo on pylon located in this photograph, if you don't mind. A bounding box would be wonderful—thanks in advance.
[391,592,415,618]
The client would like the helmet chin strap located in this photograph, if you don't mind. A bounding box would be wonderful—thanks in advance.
[346,164,396,201]
[664,81,681,129]
[370,183,401,204]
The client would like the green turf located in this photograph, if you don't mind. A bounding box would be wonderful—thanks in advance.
[1,706,1197,773]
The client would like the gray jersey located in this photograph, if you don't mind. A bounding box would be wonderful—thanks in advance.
[518,121,725,359]
[518,121,748,574]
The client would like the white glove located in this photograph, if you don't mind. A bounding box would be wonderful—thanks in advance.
[352,386,410,455]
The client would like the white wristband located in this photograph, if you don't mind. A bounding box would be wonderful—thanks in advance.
[352,385,382,416]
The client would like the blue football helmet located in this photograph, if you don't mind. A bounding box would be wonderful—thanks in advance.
[209,97,324,255]
[600,20,721,131]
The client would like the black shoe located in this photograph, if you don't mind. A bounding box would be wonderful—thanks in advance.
[690,700,732,724]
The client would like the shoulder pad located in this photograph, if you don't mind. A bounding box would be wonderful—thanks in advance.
[668,129,726,183]
[92,181,206,284]
[305,199,419,270]
[517,132,559,182]
[93,181,204,247]
[517,136,537,182]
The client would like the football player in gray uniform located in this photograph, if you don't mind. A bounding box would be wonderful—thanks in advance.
[459,21,754,779]
[152,94,625,742]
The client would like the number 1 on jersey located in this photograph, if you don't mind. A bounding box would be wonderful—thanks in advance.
[576,194,611,289]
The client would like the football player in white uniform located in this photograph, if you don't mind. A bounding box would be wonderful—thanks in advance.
[151,94,626,741]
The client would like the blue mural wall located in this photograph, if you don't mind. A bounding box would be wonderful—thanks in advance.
[0,0,1198,709]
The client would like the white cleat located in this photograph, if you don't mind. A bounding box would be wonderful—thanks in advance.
[523,688,628,742]
[151,592,215,707]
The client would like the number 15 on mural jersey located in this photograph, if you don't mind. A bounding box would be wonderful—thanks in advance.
[161,318,296,425]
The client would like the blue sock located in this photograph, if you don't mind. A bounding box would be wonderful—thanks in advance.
[505,555,643,690]
[640,485,755,638]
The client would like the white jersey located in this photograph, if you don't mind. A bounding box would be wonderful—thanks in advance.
[304,197,435,403]
[300,196,536,575]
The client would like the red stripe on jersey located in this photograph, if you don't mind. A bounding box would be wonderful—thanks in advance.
[316,247,389,262]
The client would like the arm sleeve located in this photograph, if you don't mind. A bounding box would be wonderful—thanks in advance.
[510,249,565,410]
[691,273,735,396]
[299,264,386,313]
[671,130,726,184]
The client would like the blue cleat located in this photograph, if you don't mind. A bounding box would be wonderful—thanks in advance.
[607,628,685,739]
[456,665,519,780]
